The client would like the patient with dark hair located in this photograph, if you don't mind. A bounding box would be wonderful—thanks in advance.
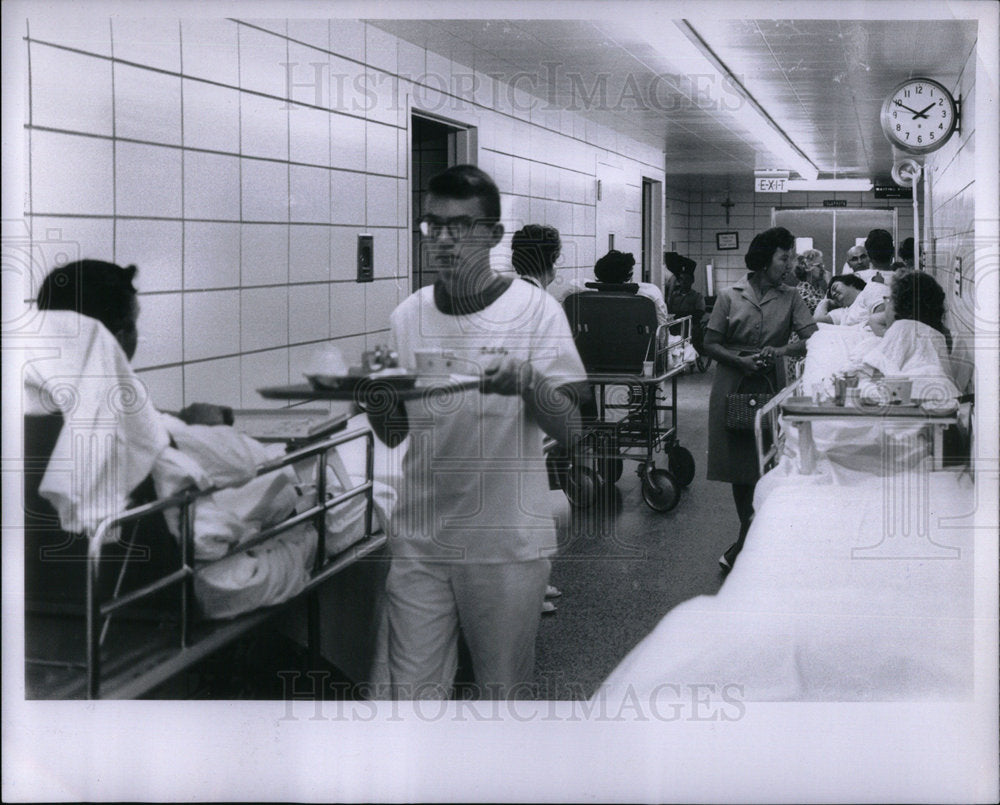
[36,260,232,426]
[591,249,669,325]
[511,224,561,290]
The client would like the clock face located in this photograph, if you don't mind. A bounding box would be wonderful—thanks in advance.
[881,78,957,154]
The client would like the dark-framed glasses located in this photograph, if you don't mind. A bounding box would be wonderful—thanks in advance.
[418,215,478,240]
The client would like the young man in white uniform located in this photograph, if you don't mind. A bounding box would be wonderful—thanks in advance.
[367,165,587,699]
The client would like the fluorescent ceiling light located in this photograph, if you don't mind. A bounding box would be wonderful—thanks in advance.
[786,179,873,192]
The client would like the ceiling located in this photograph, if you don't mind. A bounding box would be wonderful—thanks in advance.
[369,17,977,186]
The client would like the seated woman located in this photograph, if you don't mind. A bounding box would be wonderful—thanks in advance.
[813,273,889,332]
[591,249,670,326]
[511,223,561,291]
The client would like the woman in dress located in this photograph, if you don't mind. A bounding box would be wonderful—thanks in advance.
[702,227,818,571]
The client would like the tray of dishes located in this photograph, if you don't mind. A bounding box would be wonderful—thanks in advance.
[305,367,418,391]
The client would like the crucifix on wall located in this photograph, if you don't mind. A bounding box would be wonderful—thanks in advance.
[720,195,735,225]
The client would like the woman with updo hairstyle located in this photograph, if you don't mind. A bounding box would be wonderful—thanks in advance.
[511,224,561,289]
[886,269,952,350]
[793,248,827,314]
[702,227,818,572]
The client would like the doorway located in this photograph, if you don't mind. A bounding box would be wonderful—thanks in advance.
[410,113,477,291]
[772,208,896,275]
[640,178,662,284]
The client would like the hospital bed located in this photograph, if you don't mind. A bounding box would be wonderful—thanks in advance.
[558,288,696,511]
[24,418,384,700]
[595,324,975,703]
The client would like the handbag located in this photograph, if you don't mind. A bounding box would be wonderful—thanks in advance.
[725,373,775,432]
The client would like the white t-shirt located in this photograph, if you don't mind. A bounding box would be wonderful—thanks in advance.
[829,281,890,327]
[388,279,587,562]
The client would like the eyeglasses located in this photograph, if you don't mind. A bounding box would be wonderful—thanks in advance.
[418,215,479,240]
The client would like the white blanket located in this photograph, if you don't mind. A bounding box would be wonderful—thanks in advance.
[597,468,974,702]
[23,311,170,536]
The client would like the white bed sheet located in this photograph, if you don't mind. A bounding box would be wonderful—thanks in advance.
[597,467,975,702]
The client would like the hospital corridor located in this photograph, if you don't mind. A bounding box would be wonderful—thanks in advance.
[3,4,997,803]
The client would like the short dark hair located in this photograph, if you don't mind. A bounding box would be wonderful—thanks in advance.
[744,227,795,272]
[594,250,636,283]
[899,237,915,262]
[891,269,947,333]
[427,164,501,223]
[511,224,561,279]
[831,273,866,292]
[864,229,894,264]
[36,259,138,335]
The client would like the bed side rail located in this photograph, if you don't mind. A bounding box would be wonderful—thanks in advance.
[83,426,376,698]
[755,378,802,476]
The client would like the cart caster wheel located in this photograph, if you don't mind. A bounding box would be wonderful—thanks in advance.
[641,468,680,512]
[667,445,696,487]
[564,465,604,509]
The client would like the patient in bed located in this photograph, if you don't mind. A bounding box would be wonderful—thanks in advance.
[29,260,390,618]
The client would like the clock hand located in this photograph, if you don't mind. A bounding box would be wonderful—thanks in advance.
[913,103,935,119]
[893,100,923,115]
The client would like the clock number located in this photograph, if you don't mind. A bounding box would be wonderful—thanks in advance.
[917,135,923,144]
[904,89,910,98]
[896,123,901,131]
[916,85,923,94]
[939,123,944,129]
[905,132,910,140]
[938,98,943,105]
[929,132,935,140]
[942,109,947,118]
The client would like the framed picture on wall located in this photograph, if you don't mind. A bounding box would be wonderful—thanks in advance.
[716,232,739,250]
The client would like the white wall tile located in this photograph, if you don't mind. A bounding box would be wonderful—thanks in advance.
[111,17,180,72]
[181,19,239,87]
[182,79,240,153]
[364,25,397,75]
[397,39,424,82]
[237,24,288,98]
[331,170,365,225]
[116,219,183,292]
[184,151,240,220]
[30,131,113,215]
[116,141,182,218]
[365,120,397,176]
[184,356,241,408]
[136,365,183,412]
[241,286,288,351]
[329,280,366,337]
[288,283,331,343]
[28,16,112,57]
[240,349,288,407]
[329,112,367,171]
[28,217,113,283]
[114,64,182,145]
[184,222,240,289]
[329,20,365,63]
[289,104,331,166]
[240,91,288,160]
[364,280,397,333]
[330,226,359,281]
[289,165,331,223]
[286,19,330,52]
[241,223,288,286]
[133,291,182,368]
[366,176,398,227]
[371,229,399,279]
[242,159,289,222]
[30,45,113,136]
[184,289,240,360]
[289,225,331,283]
[286,43,329,108]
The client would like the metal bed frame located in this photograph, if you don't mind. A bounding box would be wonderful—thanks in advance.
[25,427,383,700]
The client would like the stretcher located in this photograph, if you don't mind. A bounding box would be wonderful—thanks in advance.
[24,424,382,699]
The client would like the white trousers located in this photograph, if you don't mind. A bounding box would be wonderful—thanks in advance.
[384,557,550,700]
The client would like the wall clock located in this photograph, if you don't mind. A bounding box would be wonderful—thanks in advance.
[880,77,958,154]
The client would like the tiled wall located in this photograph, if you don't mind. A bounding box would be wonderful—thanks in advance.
[925,45,977,393]
[665,183,917,295]
[23,17,664,412]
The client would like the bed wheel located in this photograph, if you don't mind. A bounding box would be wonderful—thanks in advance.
[667,445,696,487]
[641,468,680,512]
[564,465,604,509]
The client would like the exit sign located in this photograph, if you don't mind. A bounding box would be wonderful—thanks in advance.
[755,177,787,193]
